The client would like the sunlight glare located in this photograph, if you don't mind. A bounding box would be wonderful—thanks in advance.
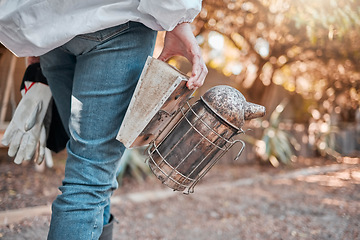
[208,31,224,51]
[231,63,243,75]
[254,38,269,58]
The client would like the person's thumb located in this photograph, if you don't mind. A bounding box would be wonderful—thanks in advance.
[157,50,172,62]
[1,125,14,146]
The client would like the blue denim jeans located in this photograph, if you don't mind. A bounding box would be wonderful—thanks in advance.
[40,22,157,240]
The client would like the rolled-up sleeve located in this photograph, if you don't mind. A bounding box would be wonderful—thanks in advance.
[137,0,202,31]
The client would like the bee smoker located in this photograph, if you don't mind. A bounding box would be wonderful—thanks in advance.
[117,57,265,194]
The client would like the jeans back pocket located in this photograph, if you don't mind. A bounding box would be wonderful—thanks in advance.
[77,22,130,42]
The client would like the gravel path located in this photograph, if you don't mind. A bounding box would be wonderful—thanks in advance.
[0,161,359,240]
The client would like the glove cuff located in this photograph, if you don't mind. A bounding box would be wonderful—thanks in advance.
[20,63,48,92]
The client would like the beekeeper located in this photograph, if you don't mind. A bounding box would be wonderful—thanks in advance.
[0,1,208,239]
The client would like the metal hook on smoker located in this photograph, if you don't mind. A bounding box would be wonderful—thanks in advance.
[233,139,246,161]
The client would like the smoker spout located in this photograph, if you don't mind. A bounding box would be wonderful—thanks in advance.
[244,102,266,120]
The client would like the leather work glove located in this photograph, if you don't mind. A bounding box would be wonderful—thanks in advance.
[1,79,52,165]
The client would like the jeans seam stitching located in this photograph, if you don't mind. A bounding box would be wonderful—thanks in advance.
[77,22,130,42]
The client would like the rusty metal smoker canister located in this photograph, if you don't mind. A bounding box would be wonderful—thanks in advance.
[147,85,265,194]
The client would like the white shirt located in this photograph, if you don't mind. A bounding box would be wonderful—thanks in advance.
[0,0,201,57]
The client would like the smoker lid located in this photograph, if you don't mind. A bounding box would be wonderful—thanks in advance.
[200,85,247,130]
[201,85,266,130]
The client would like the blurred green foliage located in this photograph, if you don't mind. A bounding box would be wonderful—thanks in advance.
[242,100,300,167]
[116,148,151,185]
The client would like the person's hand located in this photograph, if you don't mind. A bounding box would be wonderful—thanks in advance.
[1,82,52,164]
[158,23,208,90]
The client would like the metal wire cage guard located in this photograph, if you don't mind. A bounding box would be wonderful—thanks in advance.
[147,101,245,194]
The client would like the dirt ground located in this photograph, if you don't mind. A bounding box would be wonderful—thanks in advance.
[0,148,359,240]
